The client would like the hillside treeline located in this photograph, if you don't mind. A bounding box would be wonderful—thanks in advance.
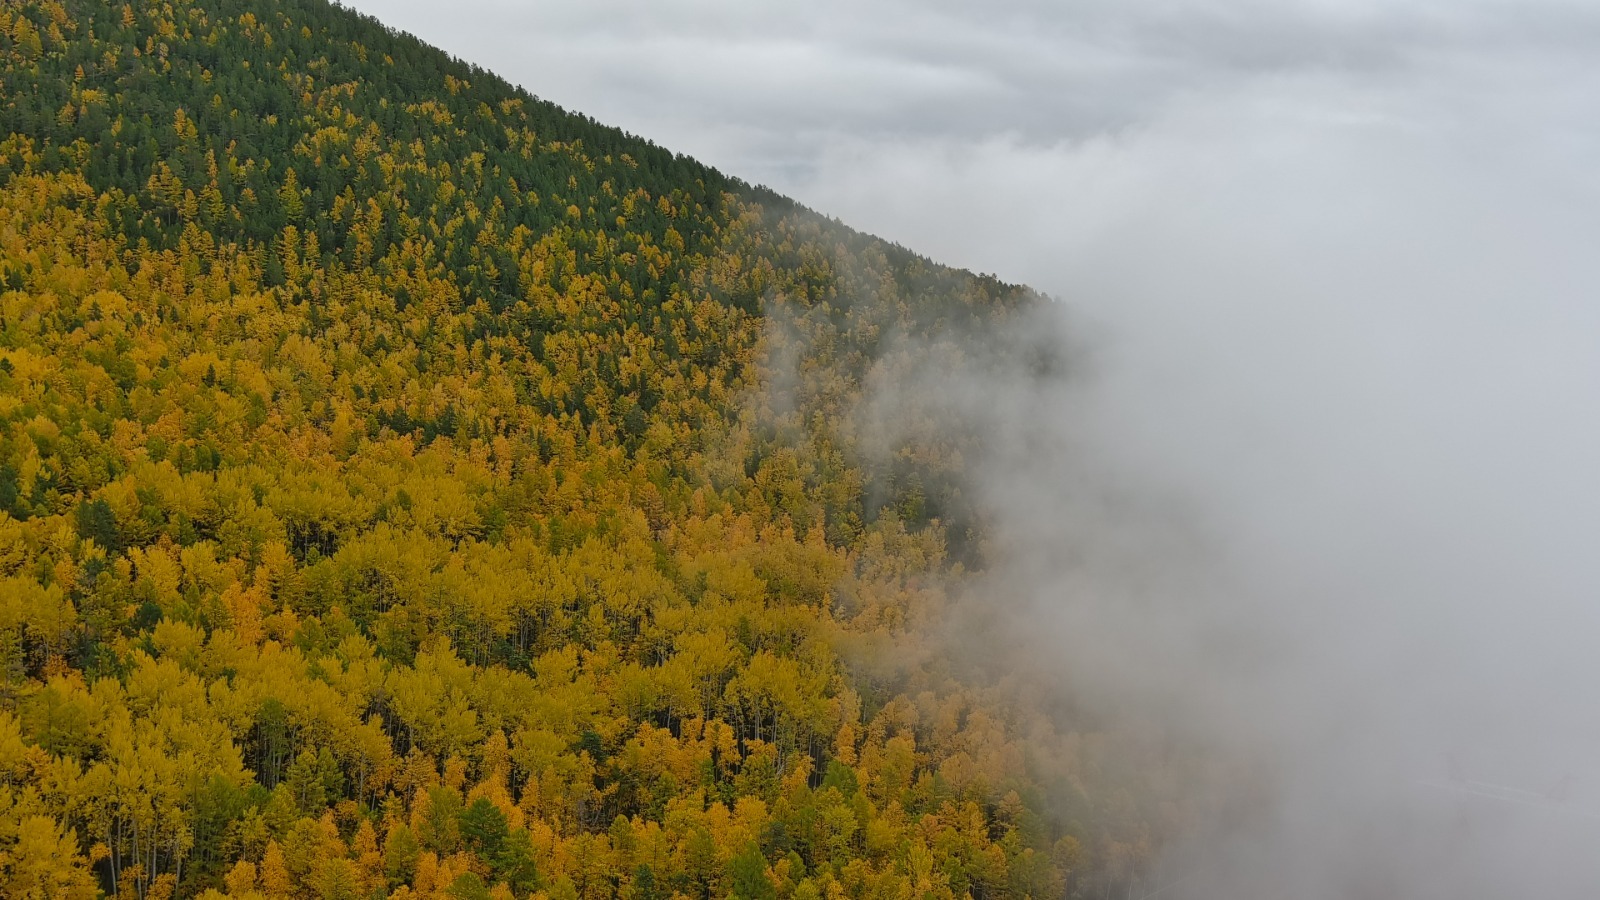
[0,0,1174,897]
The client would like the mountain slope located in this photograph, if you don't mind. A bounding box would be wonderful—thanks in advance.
[0,0,1169,897]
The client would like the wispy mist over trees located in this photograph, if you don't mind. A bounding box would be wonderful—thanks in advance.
[0,0,1196,896]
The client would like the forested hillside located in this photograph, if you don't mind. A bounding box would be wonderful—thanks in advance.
[0,0,1176,897]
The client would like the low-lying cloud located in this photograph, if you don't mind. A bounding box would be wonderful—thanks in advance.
[807,34,1600,900]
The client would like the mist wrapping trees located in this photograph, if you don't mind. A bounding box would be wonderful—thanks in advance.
[0,0,1181,896]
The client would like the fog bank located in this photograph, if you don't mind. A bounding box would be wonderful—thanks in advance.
[818,35,1600,900]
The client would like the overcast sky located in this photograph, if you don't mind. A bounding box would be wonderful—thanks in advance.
[345,1,1600,894]
[341,0,1600,217]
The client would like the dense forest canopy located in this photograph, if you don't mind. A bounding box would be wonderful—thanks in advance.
[0,0,1182,897]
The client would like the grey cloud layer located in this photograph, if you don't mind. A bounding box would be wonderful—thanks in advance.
[347,0,1600,184]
